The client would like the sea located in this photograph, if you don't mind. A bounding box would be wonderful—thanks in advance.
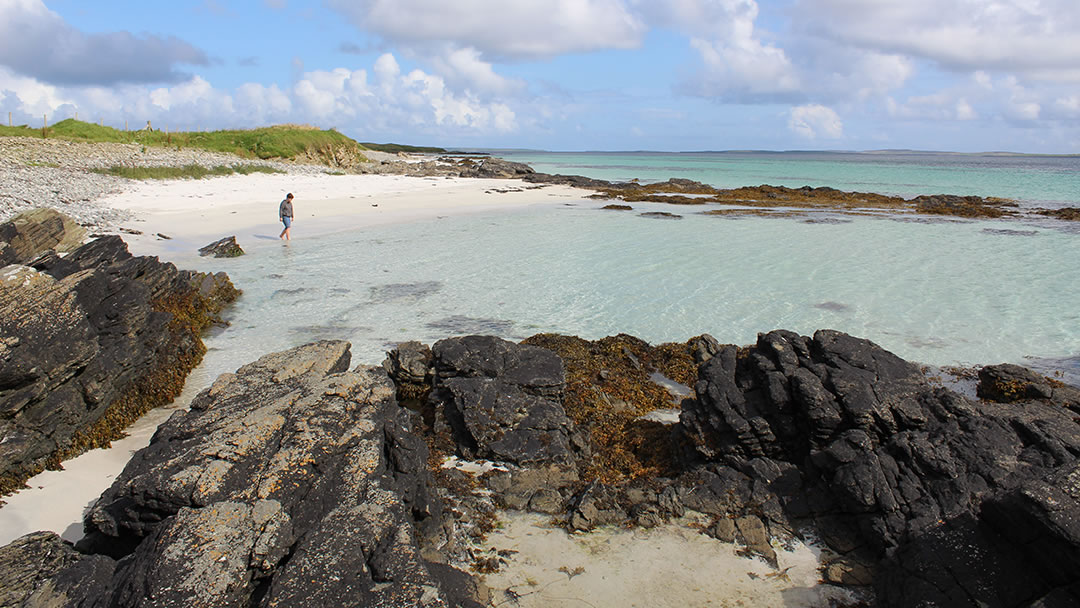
[178,150,1080,392]
[2,150,1079,546]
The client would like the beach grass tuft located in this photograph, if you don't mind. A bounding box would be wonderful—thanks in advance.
[92,163,284,180]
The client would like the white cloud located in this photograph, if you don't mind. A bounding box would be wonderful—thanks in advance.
[796,0,1080,82]
[427,46,526,97]
[326,0,646,59]
[0,0,208,86]
[0,50,517,137]
[788,104,843,139]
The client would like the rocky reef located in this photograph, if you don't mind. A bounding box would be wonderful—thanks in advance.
[0,209,240,497]
[2,329,1079,607]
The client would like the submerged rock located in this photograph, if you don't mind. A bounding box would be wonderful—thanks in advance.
[0,230,240,497]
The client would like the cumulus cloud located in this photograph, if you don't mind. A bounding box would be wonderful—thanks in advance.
[788,104,843,139]
[796,0,1080,82]
[426,46,526,97]
[325,0,646,59]
[294,55,517,132]
[0,0,209,86]
[0,48,517,138]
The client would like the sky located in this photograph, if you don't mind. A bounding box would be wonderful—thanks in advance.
[1,0,1078,153]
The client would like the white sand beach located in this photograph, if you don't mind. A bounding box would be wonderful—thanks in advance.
[101,172,585,259]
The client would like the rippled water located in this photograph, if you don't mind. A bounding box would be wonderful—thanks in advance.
[180,200,1080,391]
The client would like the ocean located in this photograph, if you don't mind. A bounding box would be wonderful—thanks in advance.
[497,150,1080,209]
[178,151,1080,392]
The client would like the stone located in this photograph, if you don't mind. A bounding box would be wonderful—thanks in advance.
[0,207,86,266]
[198,235,245,257]
[0,233,240,497]
[978,363,1080,412]
[679,328,1080,605]
[34,340,482,607]
[428,335,574,466]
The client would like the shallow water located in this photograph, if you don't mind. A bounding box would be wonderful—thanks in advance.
[179,200,1080,387]
[499,150,1080,208]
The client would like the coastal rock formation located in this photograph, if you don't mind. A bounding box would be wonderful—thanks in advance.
[0,207,86,265]
[680,329,1080,606]
[456,157,535,179]
[198,235,245,258]
[428,335,576,466]
[3,341,482,607]
[0,224,240,496]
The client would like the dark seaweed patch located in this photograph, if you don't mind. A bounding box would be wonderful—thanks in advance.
[369,281,443,303]
[425,315,515,335]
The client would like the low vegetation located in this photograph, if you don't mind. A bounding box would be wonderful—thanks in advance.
[0,119,396,167]
[92,164,283,180]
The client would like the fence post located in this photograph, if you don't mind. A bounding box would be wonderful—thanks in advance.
[8,112,11,127]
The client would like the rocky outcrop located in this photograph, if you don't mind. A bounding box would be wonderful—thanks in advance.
[198,235,245,258]
[428,335,576,466]
[680,329,1080,606]
[4,341,482,607]
[456,157,534,179]
[0,207,86,266]
[0,229,240,496]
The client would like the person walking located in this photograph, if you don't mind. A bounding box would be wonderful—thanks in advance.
[279,193,294,240]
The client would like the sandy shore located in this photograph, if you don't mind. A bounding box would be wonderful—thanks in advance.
[101,172,587,259]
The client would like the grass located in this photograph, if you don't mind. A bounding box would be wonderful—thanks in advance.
[92,164,283,180]
[1,119,386,166]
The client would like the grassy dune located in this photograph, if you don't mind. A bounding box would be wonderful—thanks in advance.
[0,120,444,166]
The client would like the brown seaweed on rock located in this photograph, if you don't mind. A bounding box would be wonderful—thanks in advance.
[520,333,697,482]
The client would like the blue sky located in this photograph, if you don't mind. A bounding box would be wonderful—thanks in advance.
[2,0,1079,152]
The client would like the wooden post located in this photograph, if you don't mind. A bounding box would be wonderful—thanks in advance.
[75,110,78,121]
[125,120,128,132]
[43,114,47,138]
[8,112,11,127]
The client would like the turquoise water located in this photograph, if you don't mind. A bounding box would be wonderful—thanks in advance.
[497,151,1080,208]
[181,201,1080,391]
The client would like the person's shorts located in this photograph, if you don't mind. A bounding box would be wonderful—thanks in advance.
[282,216,292,228]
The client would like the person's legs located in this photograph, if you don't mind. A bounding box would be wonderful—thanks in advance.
[279,216,292,240]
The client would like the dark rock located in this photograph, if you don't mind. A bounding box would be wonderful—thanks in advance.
[198,235,245,258]
[1035,207,1080,221]
[680,328,1080,605]
[428,335,574,466]
[0,207,86,266]
[384,340,434,400]
[55,341,481,607]
[0,531,115,606]
[639,211,683,219]
[913,194,1012,218]
[0,233,241,497]
[601,204,633,211]
[978,363,1080,412]
[457,157,535,179]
